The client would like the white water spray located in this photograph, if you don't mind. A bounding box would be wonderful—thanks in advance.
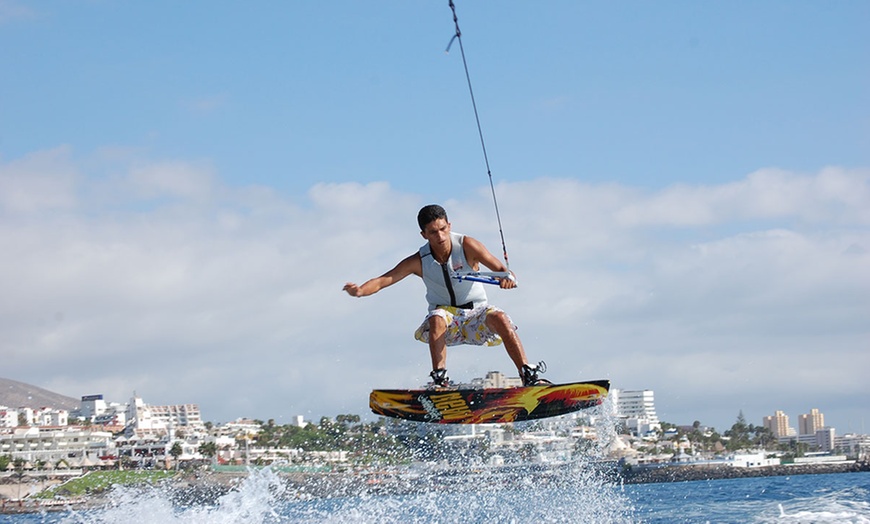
[40,404,634,523]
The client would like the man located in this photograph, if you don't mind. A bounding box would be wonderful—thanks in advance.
[343,204,549,388]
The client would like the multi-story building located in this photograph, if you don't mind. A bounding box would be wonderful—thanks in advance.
[149,404,204,430]
[0,406,69,427]
[613,390,659,423]
[0,426,115,464]
[837,433,870,460]
[216,418,261,438]
[34,408,68,427]
[125,395,206,437]
[0,406,19,427]
[799,408,825,435]
[76,394,108,420]
[611,389,660,436]
[468,371,522,389]
[816,427,836,452]
[763,410,795,438]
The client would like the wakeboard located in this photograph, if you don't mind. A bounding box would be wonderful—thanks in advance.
[370,379,610,424]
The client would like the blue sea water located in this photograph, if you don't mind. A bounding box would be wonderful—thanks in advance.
[628,472,870,523]
[4,470,869,523]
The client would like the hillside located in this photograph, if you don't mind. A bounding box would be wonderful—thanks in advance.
[0,377,80,411]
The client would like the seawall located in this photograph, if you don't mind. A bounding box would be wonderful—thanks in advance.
[619,460,870,484]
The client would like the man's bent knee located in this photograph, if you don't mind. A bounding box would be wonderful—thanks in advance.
[485,311,510,330]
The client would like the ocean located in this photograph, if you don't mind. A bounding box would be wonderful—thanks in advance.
[4,469,868,523]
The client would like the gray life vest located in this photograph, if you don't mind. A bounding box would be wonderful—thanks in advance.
[419,232,488,311]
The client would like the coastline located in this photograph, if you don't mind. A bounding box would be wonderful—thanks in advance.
[2,461,869,515]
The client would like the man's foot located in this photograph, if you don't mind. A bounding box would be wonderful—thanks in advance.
[521,361,552,386]
[428,368,450,389]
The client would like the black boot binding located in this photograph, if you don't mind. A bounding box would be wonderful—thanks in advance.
[429,368,450,388]
[521,361,552,386]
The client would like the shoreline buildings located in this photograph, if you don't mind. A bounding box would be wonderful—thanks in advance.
[611,389,661,437]
[2,382,868,471]
[764,407,842,454]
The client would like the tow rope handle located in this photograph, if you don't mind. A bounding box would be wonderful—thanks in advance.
[452,271,516,286]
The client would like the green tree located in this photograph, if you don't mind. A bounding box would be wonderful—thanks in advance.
[778,438,809,461]
[13,458,27,499]
[198,441,217,463]
[724,411,754,451]
[753,425,775,449]
[169,442,184,469]
[336,414,361,428]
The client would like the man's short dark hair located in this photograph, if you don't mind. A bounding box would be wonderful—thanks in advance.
[417,204,448,231]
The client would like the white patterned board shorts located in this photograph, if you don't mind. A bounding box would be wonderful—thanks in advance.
[414,305,515,347]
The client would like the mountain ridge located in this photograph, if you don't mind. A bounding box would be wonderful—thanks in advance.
[0,377,80,411]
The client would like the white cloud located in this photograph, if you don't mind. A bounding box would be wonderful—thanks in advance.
[0,146,78,214]
[614,167,870,227]
[127,160,217,202]
[1,149,867,431]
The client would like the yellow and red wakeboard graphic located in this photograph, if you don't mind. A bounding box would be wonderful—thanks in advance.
[370,380,610,424]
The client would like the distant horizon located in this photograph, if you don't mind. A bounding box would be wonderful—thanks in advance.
[1,375,862,437]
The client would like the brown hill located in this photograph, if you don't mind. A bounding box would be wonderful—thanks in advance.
[0,377,80,411]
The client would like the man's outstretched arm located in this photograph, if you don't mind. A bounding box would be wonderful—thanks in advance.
[343,253,421,297]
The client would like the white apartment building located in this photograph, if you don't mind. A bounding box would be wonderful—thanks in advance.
[0,406,69,428]
[837,433,870,459]
[217,418,262,437]
[125,395,206,437]
[0,406,19,427]
[611,389,661,436]
[70,394,127,426]
[149,404,204,429]
[612,389,660,423]
[0,426,115,464]
[77,394,108,420]
[782,427,837,451]
[0,393,216,469]
[115,434,204,466]
[36,408,69,427]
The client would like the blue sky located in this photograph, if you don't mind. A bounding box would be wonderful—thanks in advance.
[5,1,866,195]
[1,1,868,434]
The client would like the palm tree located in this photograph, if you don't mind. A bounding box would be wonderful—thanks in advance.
[198,441,217,466]
[169,442,184,470]
[13,458,26,500]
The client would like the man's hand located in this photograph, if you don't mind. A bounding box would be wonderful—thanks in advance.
[343,283,362,297]
[498,272,518,289]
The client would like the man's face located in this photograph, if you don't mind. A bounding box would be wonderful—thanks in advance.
[420,218,451,249]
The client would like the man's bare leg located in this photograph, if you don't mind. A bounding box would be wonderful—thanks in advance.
[428,315,448,371]
[485,310,528,374]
